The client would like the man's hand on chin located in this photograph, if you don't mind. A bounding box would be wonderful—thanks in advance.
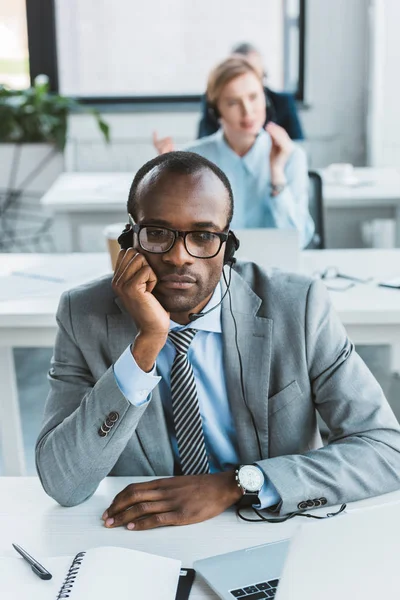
[101,472,243,530]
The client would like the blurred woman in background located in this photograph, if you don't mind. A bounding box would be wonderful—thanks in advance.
[153,56,314,247]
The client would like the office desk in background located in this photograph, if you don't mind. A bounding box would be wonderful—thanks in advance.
[1,250,400,476]
[1,477,400,600]
[0,254,111,476]
[41,168,400,252]
[321,167,400,248]
[40,172,133,252]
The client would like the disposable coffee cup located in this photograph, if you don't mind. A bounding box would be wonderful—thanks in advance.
[103,222,127,270]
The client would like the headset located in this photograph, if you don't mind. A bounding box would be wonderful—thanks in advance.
[117,224,240,266]
[206,89,275,129]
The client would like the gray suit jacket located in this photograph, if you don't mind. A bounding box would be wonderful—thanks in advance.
[36,262,400,512]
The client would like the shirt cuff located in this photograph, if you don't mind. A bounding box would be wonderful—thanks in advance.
[254,465,281,509]
[113,345,161,406]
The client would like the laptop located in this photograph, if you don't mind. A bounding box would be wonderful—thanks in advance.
[195,500,400,600]
[233,229,300,272]
[194,539,290,600]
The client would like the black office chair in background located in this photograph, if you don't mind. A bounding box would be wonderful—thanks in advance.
[306,171,325,249]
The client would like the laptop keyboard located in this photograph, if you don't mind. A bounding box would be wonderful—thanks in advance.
[230,578,279,599]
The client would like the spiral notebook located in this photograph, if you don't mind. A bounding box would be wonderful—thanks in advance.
[1,546,181,599]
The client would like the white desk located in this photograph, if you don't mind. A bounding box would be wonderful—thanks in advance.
[321,167,400,209]
[1,477,399,599]
[321,167,400,247]
[301,249,400,347]
[0,254,111,476]
[1,250,400,477]
[41,173,133,252]
[42,168,400,252]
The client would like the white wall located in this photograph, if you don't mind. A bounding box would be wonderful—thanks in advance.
[302,0,369,168]
[66,0,370,172]
[367,0,400,167]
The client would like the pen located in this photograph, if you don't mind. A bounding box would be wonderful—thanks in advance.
[12,543,53,580]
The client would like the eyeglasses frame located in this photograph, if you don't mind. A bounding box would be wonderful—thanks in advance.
[131,222,229,259]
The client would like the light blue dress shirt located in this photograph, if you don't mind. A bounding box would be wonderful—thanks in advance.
[184,129,314,248]
[113,284,280,509]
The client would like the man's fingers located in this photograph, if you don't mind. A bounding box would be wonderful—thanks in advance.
[152,131,159,145]
[105,501,174,528]
[113,248,139,281]
[127,511,180,531]
[119,264,157,294]
[113,251,148,286]
[106,481,169,517]
[114,248,129,273]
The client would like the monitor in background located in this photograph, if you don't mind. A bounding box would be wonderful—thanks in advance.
[233,228,300,272]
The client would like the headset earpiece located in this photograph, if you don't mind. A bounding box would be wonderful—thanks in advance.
[117,224,133,250]
[207,102,220,123]
[223,231,240,265]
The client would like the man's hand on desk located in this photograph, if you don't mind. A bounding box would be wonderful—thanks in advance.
[102,472,243,530]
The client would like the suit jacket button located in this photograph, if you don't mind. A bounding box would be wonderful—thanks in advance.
[298,501,308,510]
[319,497,327,505]
[108,411,119,423]
[313,498,321,507]
[306,500,314,508]
[98,428,108,437]
[105,417,115,428]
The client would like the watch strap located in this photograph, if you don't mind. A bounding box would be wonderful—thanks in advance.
[236,492,260,508]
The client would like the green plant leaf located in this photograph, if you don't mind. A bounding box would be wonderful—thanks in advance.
[0,79,110,148]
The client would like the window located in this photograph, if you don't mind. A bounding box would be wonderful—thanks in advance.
[23,0,306,102]
[0,0,30,89]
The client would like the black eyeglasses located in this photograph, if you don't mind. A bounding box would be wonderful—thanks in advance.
[132,224,229,259]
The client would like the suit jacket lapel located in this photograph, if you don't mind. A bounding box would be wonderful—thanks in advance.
[221,268,273,463]
[107,297,174,475]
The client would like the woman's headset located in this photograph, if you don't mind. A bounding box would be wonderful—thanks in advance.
[118,225,240,266]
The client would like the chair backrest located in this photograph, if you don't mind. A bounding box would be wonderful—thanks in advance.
[306,171,325,249]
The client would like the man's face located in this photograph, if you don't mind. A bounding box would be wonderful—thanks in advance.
[134,168,230,319]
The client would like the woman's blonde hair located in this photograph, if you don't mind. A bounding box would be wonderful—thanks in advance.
[206,56,262,112]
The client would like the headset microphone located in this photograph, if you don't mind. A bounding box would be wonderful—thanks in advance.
[188,261,234,322]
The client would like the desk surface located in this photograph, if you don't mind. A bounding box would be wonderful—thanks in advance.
[40,172,134,211]
[1,477,399,599]
[0,250,399,329]
[321,167,400,206]
[40,168,400,212]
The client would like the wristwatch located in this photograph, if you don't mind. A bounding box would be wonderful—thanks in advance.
[235,464,265,507]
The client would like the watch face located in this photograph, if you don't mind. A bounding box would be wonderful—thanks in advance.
[238,465,264,492]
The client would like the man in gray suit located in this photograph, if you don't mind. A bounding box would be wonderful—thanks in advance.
[36,152,400,531]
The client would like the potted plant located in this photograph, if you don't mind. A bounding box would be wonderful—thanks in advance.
[0,75,110,251]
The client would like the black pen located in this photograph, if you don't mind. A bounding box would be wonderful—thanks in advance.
[12,543,52,580]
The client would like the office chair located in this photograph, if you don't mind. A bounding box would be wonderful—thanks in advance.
[306,171,325,249]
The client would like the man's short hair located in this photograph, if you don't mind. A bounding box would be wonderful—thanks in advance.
[127,151,234,227]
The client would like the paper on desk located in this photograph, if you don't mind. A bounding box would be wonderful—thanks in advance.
[0,258,110,302]
[1,546,181,599]
[0,274,66,301]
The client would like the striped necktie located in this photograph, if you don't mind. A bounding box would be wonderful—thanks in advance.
[168,328,210,475]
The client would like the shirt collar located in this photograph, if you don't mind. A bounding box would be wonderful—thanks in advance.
[169,283,222,334]
[216,128,271,177]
